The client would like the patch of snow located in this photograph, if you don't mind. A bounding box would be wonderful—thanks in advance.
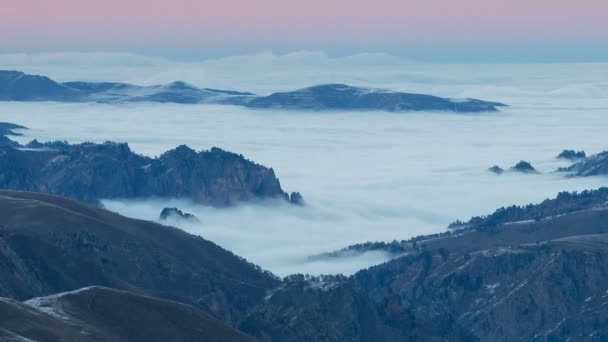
[485,283,500,292]
[503,219,536,226]
[448,98,472,103]
[24,286,99,321]
[307,279,341,292]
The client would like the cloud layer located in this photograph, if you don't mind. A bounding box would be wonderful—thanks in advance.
[1,54,608,276]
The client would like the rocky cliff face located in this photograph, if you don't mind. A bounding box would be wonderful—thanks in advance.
[0,139,298,206]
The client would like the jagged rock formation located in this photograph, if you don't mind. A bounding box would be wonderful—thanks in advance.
[557,149,586,161]
[289,191,304,205]
[510,160,538,173]
[487,165,504,174]
[0,71,507,112]
[559,150,608,176]
[160,207,199,222]
[0,287,254,342]
[0,131,298,206]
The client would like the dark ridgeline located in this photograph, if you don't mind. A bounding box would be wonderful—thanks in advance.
[559,149,608,176]
[0,70,507,112]
[0,189,607,341]
[0,190,279,323]
[0,126,302,206]
[0,122,25,148]
[241,84,506,112]
[557,149,586,161]
[1,287,254,342]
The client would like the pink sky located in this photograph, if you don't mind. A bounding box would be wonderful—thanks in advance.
[1,0,607,56]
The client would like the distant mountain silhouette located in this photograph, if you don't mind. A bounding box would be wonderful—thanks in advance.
[234,83,506,112]
[0,70,507,112]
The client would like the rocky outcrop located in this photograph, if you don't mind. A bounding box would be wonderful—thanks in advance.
[289,191,304,205]
[487,165,504,174]
[558,150,608,176]
[160,207,199,222]
[488,161,537,174]
[557,149,586,161]
[0,71,507,112]
[510,160,538,173]
[0,286,254,342]
[0,136,298,206]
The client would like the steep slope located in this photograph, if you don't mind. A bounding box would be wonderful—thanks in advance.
[351,236,608,341]
[0,189,606,341]
[1,286,254,342]
[243,206,608,341]
[0,190,280,323]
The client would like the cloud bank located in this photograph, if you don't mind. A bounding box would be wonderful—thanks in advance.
[1,56,607,276]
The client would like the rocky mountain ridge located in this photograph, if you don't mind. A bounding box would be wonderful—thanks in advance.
[0,123,301,206]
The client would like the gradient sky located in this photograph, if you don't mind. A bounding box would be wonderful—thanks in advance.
[2,0,607,62]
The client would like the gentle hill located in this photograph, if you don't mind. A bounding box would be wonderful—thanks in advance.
[0,286,254,342]
[0,70,506,112]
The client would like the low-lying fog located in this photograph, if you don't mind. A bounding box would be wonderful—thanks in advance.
[2,54,608,276]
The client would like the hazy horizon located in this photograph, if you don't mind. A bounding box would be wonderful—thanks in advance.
[3,0,608,63]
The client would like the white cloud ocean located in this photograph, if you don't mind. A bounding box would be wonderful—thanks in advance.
[1,52,607,276]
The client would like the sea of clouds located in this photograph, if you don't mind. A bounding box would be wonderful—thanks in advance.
[1,52,608,276]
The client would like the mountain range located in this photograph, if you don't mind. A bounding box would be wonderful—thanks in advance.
[0,187,606,340]
[0,70,506,112]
